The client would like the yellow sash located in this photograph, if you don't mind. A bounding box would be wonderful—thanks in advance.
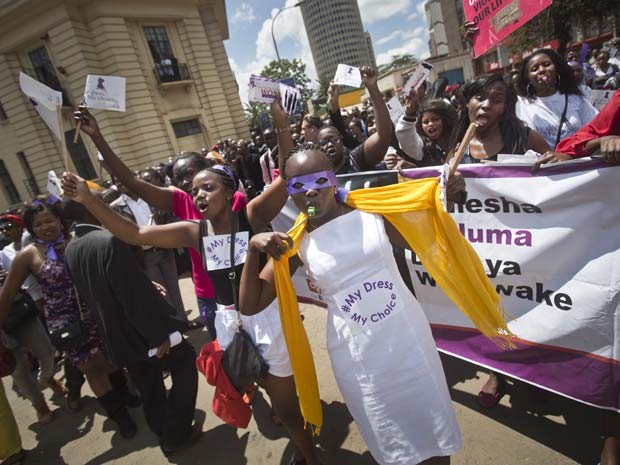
[273,178,512,434]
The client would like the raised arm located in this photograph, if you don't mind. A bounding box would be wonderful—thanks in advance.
[246,98,293,233]
[328,83,359,149]
[62,172,198,249]
[359,67,392,166]
[395,86,424,161]
[0,250,33,326]
[75,107,174,211]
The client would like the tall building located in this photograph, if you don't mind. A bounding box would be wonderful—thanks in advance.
[300,0,376,81]
[424,0,474,83]
[0,0,247,210]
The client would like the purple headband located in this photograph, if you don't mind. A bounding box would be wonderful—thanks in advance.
[286,170,338,195]
[209,165,238,190]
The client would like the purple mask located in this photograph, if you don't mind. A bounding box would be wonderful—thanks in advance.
[286,170,338,195]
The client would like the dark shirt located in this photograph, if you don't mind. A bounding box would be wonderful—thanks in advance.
[65,225,187,366]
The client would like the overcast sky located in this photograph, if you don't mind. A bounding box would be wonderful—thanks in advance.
[224,0,430,103]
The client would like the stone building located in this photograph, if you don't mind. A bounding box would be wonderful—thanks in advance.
[0,0,247,209]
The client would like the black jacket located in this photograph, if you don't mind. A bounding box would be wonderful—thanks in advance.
[65,225,187,366]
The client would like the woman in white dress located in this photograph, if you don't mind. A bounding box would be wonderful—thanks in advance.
[240,148,462,465]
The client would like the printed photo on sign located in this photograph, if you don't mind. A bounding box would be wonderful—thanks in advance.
[202,231,249,271]
[333,64,362,88]
[403,62,433,95]
[333,270,403,336]
[84,75,126,112]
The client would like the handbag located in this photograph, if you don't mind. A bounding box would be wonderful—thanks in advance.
[0,343,16,377]
[218,212,269,393]
[2,292,39,334]
[48,289,87,351]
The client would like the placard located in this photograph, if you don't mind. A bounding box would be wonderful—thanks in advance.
[84,75,126,112]
[333,64,362,88]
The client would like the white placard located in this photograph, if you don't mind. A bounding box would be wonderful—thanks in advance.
[46,171,63,198]
[29,99,63,141]
[279,83,301,115]
[148,331,182,357]
[386,96,405,125]
[248,74,281,103]
[84,75,126,112]
[19,72,62,111]
[402,61,433,95]
[589,89,614,111]
[333,64,362,88]
[202,231,249,271]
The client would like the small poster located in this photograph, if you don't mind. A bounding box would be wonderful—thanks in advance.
[84,75,126,112]
[403,62,433,95]
[202,231,249,271]
[248,74,281,103]
[19,72,62,111]
[589,89,613,111]
[386,96,405,125]
[46,171,63,199]
[333,64,362,88]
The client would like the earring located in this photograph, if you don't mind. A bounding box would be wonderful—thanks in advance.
[526,83,536,97]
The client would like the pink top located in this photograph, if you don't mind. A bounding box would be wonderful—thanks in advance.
[172,188,247,299]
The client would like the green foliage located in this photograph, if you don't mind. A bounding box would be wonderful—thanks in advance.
[260,58,313,104]
[315,73,331,99]
[509,1,618,56]
[377,54,418,74]
[243,102,268,129]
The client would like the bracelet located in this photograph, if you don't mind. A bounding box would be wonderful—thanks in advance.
[274,127,290,134]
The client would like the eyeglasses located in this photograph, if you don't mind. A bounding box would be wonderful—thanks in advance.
[318,135,341,147]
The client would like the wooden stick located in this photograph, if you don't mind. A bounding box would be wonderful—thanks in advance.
[57,106,70,173]
[72,102,85,144]
[449,121,478,176]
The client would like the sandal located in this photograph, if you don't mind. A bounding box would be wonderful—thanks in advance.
[477,374,505,408]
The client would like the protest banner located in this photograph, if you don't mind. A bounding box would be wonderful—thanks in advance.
[84,75,126,112]
[248,75,301,114]
[402,160,619,412]
[273,161,619,412]
[333,64,362,88]
[464,0,553,57]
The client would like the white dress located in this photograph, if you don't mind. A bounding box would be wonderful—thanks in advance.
[299,210,461,465]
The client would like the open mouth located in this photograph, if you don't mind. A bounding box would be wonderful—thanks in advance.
[197,201,208,213]
[427,127,439,138]
[476,114,490,126]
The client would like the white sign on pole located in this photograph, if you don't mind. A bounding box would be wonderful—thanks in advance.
[19,72,62,111]
[84,75,126,112]
[333,64,362,88]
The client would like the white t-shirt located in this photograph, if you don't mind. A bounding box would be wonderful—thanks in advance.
[0,233,43,301]
[516,92,599,149]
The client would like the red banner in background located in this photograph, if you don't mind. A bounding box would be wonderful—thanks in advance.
[464,0,553,58]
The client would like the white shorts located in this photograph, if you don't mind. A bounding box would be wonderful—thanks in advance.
[215,301,293,378]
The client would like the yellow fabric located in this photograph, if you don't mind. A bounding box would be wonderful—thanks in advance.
[0,381,22,459]
[273,178,512,433]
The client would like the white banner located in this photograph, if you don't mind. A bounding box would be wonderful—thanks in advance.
[84,75,126,112]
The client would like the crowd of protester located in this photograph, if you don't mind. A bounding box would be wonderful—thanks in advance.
[0,36,619,465]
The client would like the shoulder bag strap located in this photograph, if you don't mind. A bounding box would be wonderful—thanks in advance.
[554,93,569,149]
[198,219,209,272]
[228,211,240,316]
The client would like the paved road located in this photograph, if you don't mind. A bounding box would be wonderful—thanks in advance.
[3,278,605,464]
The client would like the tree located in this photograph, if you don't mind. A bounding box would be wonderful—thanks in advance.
[260,58,313,104]
[243,102,268,130]
[377,54,418,75]
[315,73,331,100]
[509,0,619,56]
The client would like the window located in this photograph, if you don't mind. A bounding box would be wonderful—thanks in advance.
[144,26,174,62]
[16,152,40,196]
[172,119,202,138]
[0,102,7,121]
[0,160,21,204]
[65,130,97,179]
[28,47,68,104]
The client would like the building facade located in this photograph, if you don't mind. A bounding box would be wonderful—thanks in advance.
[425,0,474,84]
[0,0,247,210]
[300,0,376,81]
